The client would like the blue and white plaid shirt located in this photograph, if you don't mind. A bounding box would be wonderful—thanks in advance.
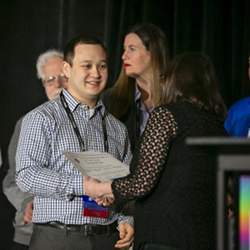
[16,89,133,226]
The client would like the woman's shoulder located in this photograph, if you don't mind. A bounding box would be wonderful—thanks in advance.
[153,105,170,113]
[153,102,181,114]
[151,105,175,123]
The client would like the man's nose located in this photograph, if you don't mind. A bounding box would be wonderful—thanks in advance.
[91,66,101,77]
[58,75,67,87]
[53,79,61,88]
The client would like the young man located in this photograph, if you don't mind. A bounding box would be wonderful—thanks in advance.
[16,35,134,250]
[3,49,67,250]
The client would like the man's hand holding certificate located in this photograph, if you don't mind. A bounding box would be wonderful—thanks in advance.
[64,151,130,181]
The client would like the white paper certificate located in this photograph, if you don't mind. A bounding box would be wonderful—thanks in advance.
[64,151,130,181]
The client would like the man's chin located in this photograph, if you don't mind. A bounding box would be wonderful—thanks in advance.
[50,93,60,100]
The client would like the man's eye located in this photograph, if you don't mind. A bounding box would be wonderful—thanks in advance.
[82,64,91,69]
[44,76,56,84]
[99,64,107,70]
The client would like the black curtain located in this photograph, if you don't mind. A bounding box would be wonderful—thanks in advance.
[0,1,106,249]
[104,0,250,107]
[0,0,106,157]
[2,0,249,165]
[0,0,249,249]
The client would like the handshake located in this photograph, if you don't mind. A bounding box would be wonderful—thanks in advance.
[83,176,115,207]
[65,150,130,207]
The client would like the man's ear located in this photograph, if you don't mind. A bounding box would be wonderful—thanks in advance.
[63,61,71,78]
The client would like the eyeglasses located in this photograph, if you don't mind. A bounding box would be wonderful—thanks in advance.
[43,74,67,87]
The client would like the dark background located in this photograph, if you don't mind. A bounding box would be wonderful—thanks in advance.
[0,0,249,248]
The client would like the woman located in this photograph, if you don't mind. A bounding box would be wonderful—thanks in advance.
[85,52,227,250]
[102,23,170,152]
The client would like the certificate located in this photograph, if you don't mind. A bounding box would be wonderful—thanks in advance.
[64,151,130,181]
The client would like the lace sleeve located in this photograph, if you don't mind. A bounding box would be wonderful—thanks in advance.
[112,106,177,201]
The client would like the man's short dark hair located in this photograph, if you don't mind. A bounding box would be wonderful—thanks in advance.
[63,35,107,66]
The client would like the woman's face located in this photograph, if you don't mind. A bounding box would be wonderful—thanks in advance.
[122,33,151,78]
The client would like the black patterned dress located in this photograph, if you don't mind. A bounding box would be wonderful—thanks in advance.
[112,100,226,250]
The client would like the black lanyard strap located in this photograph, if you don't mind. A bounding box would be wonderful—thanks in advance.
[102,114,109,152]
[60,92,85,151]
[60,92,108,152]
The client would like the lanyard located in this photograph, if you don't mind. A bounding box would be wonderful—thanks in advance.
[60,92,109,152]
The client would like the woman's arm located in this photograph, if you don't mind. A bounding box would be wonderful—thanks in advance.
[112,106,177,201]
[84,106,177,204]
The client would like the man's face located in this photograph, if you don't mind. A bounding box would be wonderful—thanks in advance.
[63,43,108,107]
[42,57,67,100]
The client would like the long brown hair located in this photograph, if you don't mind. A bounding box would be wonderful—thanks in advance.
[108,23,170,118]
[159,52,227,117]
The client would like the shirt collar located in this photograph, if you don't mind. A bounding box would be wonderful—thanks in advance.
[134,85,154,113]
[135,85,141,103]
[61,89,106,116]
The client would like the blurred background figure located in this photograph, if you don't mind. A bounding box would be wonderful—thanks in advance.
[102,23,170,153]
[2,49,66,250]
[102,23,170,223]
[224,56,250,137]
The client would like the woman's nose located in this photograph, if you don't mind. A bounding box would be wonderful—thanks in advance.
[122,50,128,60]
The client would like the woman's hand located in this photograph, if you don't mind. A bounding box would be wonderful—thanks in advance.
[95,194,115,206]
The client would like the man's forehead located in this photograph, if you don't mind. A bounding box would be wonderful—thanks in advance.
[74,44,106,56]
[46,56,63,64]
[43,58,64,76]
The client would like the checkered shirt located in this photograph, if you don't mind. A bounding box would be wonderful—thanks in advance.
[16,89,133,226]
